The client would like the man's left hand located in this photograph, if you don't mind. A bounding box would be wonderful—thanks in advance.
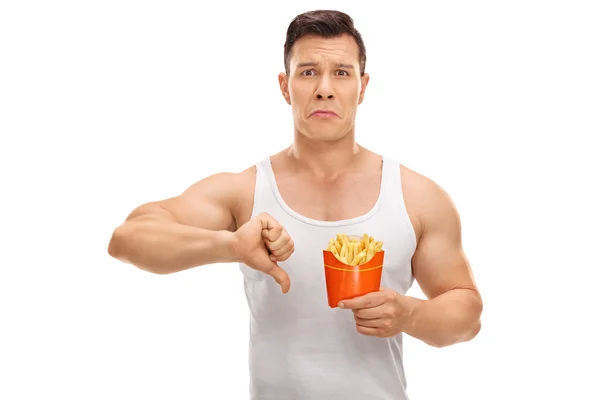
[339,288,415,338]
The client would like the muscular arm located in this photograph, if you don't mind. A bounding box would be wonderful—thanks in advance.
[402,170,483,348]
[107,169,253,274]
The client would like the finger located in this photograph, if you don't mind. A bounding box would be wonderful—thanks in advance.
[269,237,294,257]
[262,227,284,243]
[264,261,291,294]
[273,245,295,262]
[260,216,283,242]
[338,290,388,310]
[354,315,389,328]
[264,230,290,251]
[352,304,388,320]
[355,324,382,337]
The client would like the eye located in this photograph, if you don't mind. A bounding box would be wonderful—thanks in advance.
[336,70,349,76]
[302,69,316,76]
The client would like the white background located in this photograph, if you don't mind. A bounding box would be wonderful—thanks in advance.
[1,1,599,399]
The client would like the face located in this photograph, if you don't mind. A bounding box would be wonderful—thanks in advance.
[278,34,369,142]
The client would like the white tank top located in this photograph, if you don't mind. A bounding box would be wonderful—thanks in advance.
[239,155,416,400]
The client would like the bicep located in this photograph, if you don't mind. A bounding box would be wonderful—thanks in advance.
[411,182,477,300]
[128,172,239,232]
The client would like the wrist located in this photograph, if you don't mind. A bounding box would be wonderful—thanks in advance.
[401,295,425,334]
[215,230,241,263]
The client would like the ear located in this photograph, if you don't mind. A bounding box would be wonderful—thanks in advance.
[278,72,291,105]
[358,72,370,105]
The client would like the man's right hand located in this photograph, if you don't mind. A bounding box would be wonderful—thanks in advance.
[232,212,294,293]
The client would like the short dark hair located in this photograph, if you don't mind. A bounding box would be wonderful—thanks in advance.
[283,10,367,76]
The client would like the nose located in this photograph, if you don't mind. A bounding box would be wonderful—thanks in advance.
[316,92,334,100]
[314,77,335,100]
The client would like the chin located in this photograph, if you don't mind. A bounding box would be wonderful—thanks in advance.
[296,121,347,142]
[302,130,347,142]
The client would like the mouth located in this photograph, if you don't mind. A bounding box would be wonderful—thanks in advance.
[310,110,339,118]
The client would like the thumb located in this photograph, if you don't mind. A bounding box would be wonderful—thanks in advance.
[264,261,291,294]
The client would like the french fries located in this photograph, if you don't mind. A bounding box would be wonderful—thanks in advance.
[325,233,383,266]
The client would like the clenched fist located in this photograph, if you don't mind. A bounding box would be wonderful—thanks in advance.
[232,212,295,293]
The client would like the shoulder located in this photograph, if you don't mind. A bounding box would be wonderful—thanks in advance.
[181,165,256,201]
[174,163,257,228]
[398,163,461,243]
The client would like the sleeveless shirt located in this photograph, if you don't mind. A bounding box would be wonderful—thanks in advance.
[238,154,417,400]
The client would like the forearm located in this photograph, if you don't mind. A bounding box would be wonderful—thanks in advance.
[108,218,238,274]
[403,288,483,348]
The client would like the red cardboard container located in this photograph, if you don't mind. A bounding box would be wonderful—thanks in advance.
[323,250,384,308]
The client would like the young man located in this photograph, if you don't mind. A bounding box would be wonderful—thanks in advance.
[108,10,482,400]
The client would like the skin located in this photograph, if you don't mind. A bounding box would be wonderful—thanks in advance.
[107,33,482,348]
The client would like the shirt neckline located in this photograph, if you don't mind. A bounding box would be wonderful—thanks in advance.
[263,156,386,227]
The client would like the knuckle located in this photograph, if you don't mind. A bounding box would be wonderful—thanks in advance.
[281,248,294,260]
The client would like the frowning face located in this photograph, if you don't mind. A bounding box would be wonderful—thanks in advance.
[279,34,370,142]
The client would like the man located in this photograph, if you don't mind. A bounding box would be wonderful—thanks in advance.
[108,9,483,400]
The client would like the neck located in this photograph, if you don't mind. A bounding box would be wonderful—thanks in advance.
[286,128,364,178]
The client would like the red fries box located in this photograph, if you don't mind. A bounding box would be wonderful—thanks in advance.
[323,234,384,308]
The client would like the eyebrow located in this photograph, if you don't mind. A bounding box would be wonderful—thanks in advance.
[296,61,354,69]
